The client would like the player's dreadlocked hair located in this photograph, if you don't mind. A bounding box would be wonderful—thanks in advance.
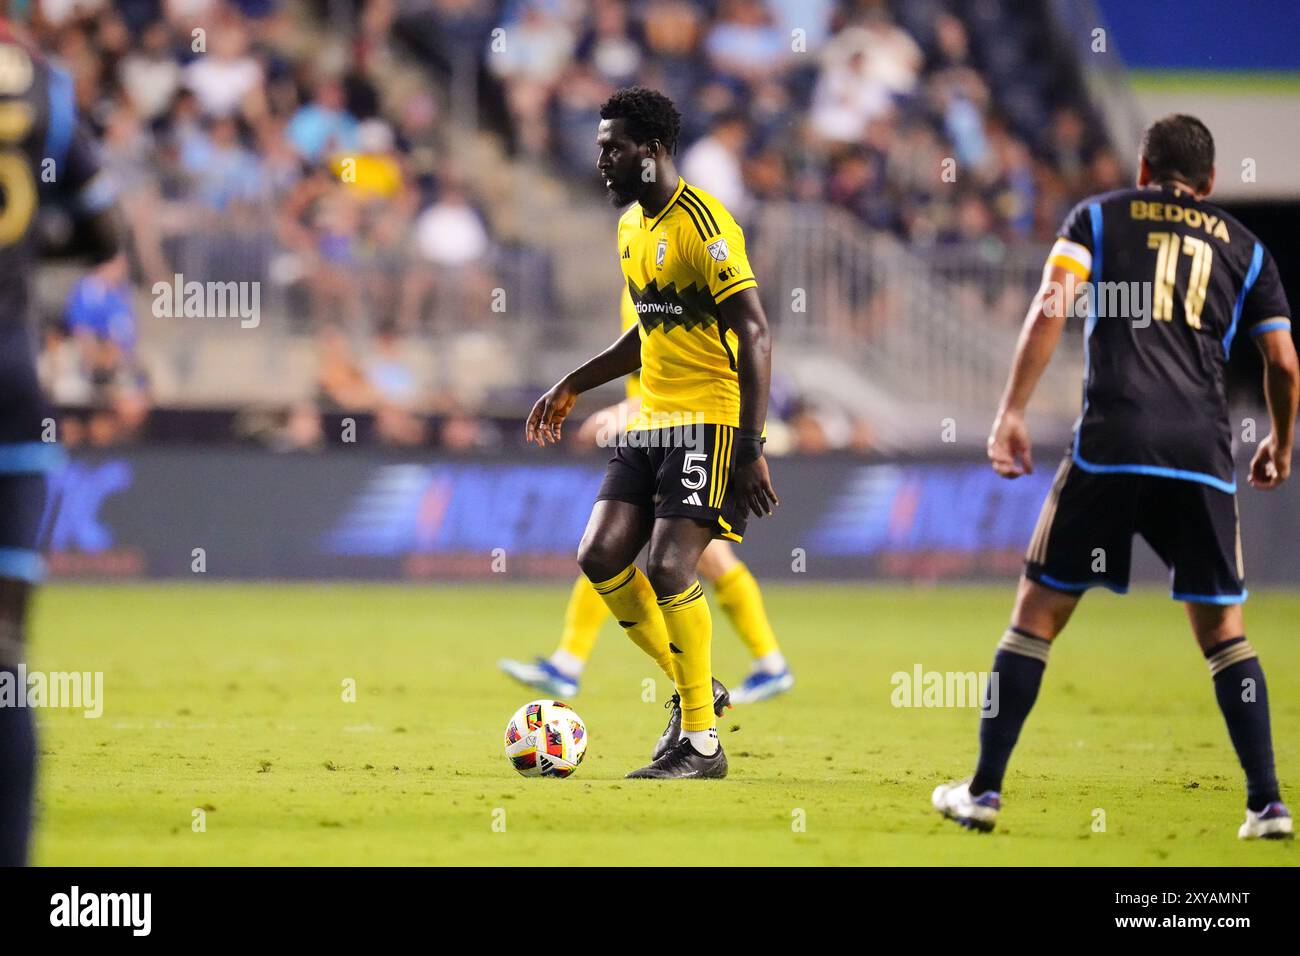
[599,87,682,155]
[1141,114,1215,192]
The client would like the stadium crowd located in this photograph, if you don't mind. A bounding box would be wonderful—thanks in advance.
[26,0,1116,452]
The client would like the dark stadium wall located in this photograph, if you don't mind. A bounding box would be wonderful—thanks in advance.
[41,448,1300,587]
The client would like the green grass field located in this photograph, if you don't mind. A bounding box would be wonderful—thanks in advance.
[27,583,1300,866]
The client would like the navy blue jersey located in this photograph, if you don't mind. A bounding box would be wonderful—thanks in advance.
[0,30,113,451]
[0,33,111,323]
[1056,184,1292,492]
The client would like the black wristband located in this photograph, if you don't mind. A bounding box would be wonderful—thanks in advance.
[734,432,764,467]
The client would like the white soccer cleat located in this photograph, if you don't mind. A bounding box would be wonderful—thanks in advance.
[1238,802,1293,840]
[932,779,1001,833]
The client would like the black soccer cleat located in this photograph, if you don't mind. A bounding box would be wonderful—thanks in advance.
[626,737,728,780]
[651,677,732,761]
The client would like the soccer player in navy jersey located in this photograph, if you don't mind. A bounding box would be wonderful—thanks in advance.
[0,17,122,865]
[933,115,1297,839]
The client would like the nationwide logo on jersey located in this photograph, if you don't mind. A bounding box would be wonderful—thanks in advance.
[706,238,729,262]
[628,276,718,333]
[655,236,667,267]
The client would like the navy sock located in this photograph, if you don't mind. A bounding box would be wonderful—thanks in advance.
[970,627,1050,796]
[1206,637,1280,813]
[0,668,37,867]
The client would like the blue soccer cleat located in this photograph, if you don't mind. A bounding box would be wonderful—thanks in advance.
[728,666,795,704]
[497,657,579,699]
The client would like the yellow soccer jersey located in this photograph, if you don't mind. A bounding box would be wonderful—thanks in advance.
[617,178,758,429]
[619,287,641,401]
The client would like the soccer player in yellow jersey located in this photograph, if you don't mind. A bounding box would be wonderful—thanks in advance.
[526,87,779,779]
[502,289,794,704]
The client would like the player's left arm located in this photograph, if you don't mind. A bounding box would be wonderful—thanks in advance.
[720,287,779,517]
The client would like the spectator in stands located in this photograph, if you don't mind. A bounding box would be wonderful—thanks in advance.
[680,111,752,222]
[62,255,151,444]
[487,0,578,155]
[119,19,182,122]
[286,78,359,163]
[704,0,788,83]
[182,18,265,119]
[179,114,268,211]
[399,180,493,330]
[367,324,427,446]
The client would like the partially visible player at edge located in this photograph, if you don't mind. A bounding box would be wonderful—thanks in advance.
[502,288,793,705]
[0,15,123,866]
[526,87,779,779]
[934,114,1298,839]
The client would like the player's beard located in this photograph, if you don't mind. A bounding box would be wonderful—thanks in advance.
[605,174,642,207]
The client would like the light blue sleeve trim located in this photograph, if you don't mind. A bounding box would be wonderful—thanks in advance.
[0,442,66,475]
[1249,318,1291,338]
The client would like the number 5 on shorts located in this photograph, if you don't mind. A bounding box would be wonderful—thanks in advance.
[682,452,708,490]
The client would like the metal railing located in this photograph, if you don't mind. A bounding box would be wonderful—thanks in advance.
[747,203,1081,419]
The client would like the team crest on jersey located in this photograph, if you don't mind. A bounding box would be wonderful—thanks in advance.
[706,238,729,262]
[656,237,667,267]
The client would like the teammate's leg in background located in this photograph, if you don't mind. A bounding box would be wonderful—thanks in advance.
[576,500,674,681]
[498,575,609,697]
[699,540,792,702]
[1187,602,1292,839]
[934,577,1079,830]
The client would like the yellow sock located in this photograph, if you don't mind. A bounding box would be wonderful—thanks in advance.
[556,575,609,663]
[590,566,675,681]
[712,562,779,659]
[657,582,714,732]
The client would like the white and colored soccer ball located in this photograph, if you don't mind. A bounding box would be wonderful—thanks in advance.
[504,699,589,778]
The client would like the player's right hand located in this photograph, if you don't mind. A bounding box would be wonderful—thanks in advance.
[1248,433,1291,489]
[525,379,579,447]
[988,409,1033,479]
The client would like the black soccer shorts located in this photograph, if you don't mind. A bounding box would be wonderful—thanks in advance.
[596,424,748,542]
[1024,455,1246,604]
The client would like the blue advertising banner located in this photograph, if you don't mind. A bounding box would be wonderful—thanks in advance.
[39,448,1300,587]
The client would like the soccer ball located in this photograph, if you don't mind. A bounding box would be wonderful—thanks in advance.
[504,699,589,778]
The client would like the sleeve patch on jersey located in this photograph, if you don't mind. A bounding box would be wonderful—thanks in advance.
[706,238,729,262]
[1047,237,1092,280]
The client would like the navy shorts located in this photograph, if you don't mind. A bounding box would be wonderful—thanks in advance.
[1025,455,1245,603]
